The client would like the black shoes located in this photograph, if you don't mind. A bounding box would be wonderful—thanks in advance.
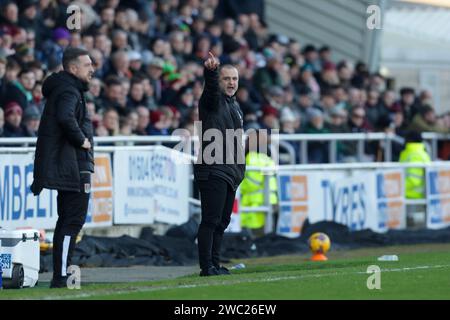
[199,266,220,277]
[49,276,69,288]
[215,266,231,275]
[199,266,231,276]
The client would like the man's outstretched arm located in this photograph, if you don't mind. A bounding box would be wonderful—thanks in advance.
[200,51,221,111]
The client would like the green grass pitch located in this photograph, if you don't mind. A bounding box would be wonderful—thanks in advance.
[1,243,450,300]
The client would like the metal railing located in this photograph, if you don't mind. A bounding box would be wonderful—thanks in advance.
[276,132,406,163]
[1,131,447,164]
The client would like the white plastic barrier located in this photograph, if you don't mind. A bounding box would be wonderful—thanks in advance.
[276,169,405,237]
[0,153,57,230]
[0,146,192,230]
[271,163,450,237]
[113,146,191,226]
[426,167,450,229]
[0,153,113,230]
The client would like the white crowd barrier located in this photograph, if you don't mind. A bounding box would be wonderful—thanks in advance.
[242,162,450,237]
[0,146,191,230]
[1,146,450,237]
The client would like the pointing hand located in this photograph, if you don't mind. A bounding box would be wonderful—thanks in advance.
[204,51,220,70]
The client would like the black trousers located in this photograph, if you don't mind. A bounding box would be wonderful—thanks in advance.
[53,174,91,279]
[197,175,236,270]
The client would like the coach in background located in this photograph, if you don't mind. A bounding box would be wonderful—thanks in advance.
[195,52,245,276]
[31,48,95,288]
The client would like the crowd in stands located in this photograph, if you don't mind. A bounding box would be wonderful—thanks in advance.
[0,0,449,163]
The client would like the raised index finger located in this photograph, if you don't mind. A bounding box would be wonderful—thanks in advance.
[208,51,215,60]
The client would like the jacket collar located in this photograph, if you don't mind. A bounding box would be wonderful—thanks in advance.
[223,93,236,103]
[61,71,89,92]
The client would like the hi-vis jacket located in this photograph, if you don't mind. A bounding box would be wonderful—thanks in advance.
[399,142,431,199]
[240,151,278,229]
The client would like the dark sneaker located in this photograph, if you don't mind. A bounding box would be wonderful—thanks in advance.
[50,276,69,288]
[199,266,220,277]
[216,266,231,275]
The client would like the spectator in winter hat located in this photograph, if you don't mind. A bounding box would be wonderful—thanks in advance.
[148,109,170,136]
[40,27,71,68]
[305,107,329,163]
[262,105,279,117]
[260,105,279,130]
[280,107,298,134]
[128,51,143,75]
[2,101,28,137]
[265,85,284,109]
[268,85,283,97]
[327,106,349,133]
[53,27,71,48]
[13,43,35,65]
[23,105,41,137]
[306,107,325,126]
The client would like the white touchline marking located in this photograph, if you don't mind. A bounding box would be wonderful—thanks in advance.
[37,264,450,300]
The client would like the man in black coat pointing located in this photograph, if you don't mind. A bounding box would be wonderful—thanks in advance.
[194,52,246,276]
[31,47,95,288]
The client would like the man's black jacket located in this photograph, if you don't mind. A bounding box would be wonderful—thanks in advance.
[31,71,94,195]
[194,67,245,190]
